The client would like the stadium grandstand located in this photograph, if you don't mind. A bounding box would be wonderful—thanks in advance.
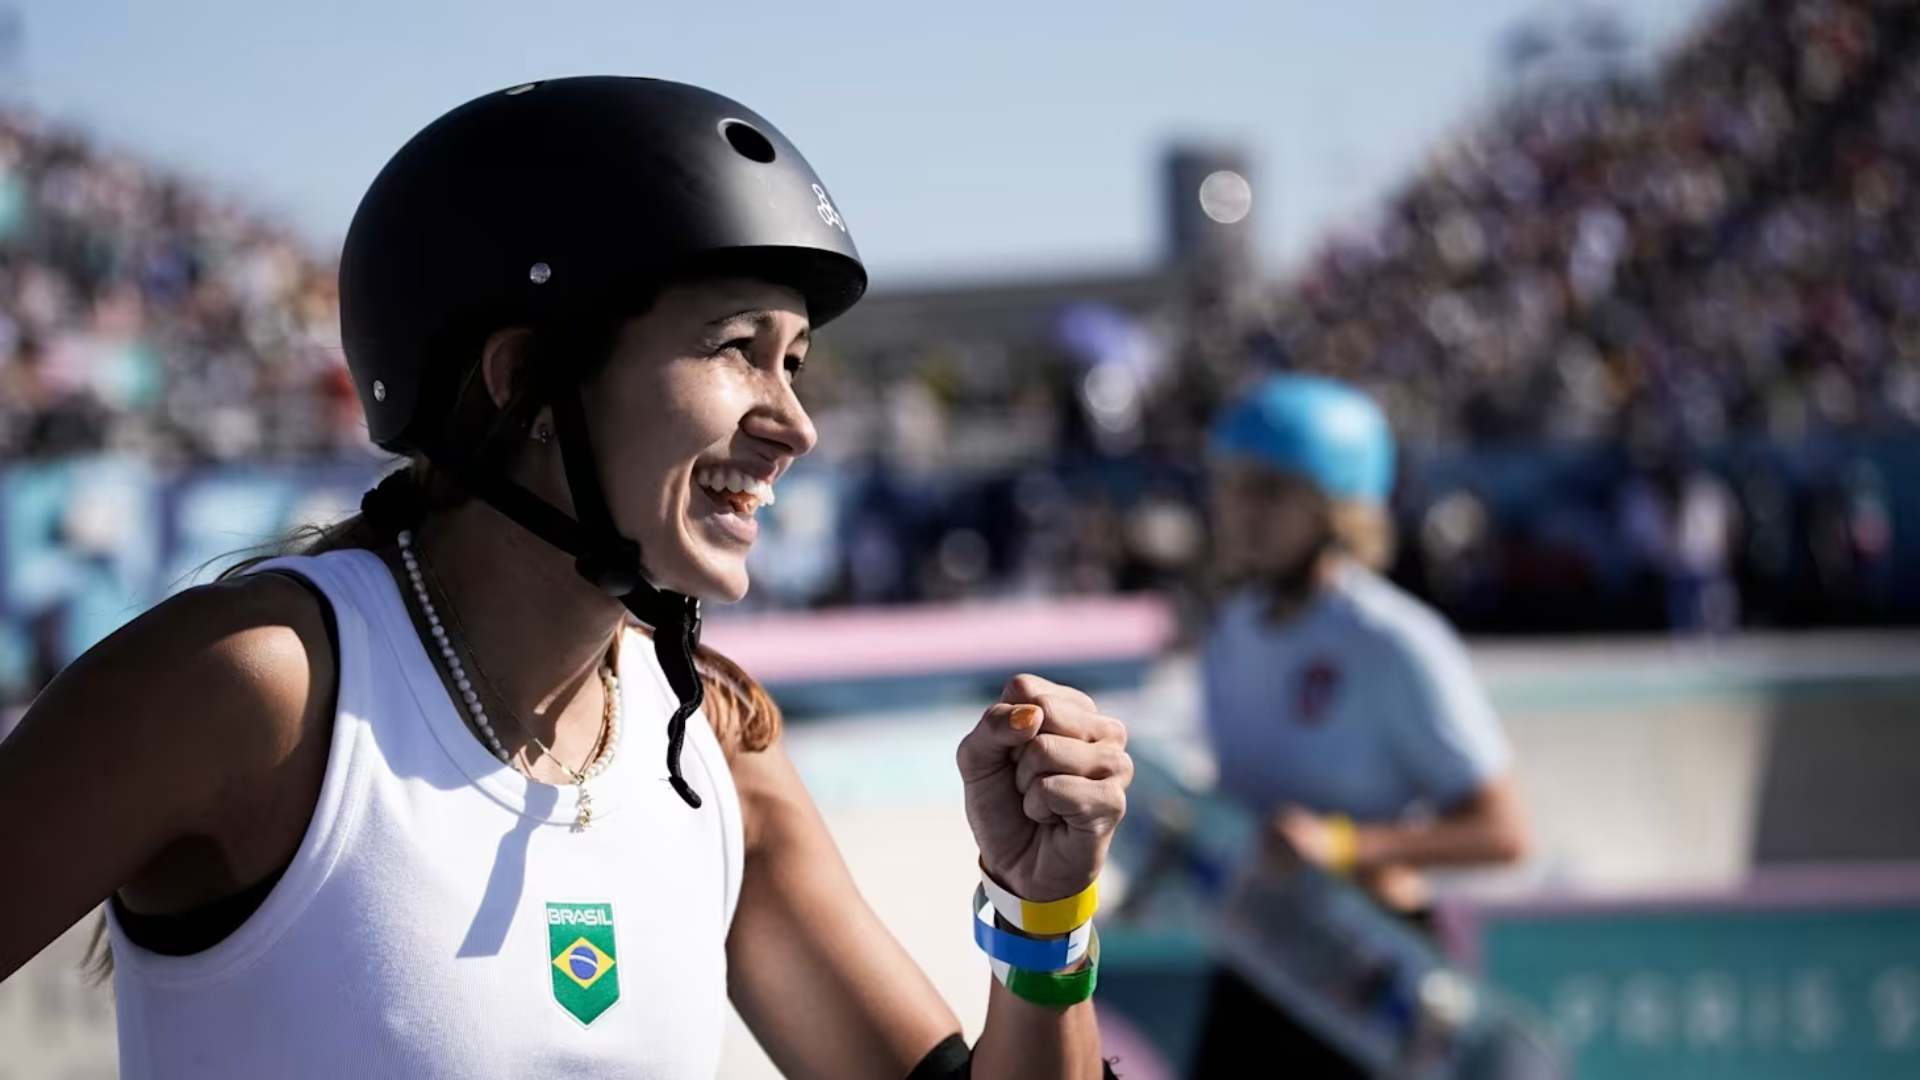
[0,0,1914,703]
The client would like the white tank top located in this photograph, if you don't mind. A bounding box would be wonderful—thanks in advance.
[104,549,745,1079]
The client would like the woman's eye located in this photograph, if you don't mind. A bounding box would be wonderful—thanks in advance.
[785,356,806,381]
[712,337,753,358]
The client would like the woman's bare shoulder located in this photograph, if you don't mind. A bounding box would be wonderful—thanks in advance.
[21,571,336,810]
[0,572,338,974]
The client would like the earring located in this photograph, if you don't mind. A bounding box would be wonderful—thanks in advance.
[532,424,553,445]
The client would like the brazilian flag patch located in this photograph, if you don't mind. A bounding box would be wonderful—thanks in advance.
[546,901,620,1026]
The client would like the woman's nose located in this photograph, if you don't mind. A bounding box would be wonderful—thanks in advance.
[746,376,818,458]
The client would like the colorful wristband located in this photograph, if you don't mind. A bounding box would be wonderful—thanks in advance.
[978,863,1098,936]
[990,927,1100,1008]
[972,886,1093,972]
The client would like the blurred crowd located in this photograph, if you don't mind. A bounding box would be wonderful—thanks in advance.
[804,0,1920,629]
[0,109,359,463]
[1261,0,1919,448]
[1252,0,1919,630]
[0,0,1914,638]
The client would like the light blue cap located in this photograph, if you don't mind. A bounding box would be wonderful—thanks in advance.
[1210,374,1396,502]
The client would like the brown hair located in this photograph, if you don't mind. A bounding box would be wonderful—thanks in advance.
[687,639,782,759]
[1192,484,1399,637]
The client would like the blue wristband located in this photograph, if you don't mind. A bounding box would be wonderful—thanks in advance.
[971,885,1093,972]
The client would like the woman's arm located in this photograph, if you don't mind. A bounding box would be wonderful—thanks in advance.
[970,970,1105,1079]
[958,676,1128,1080]
[725,741,963,1079]
[726,684,1125,1080]
[0,574,330,980]
[1352,774,1529,868]
[1273,773,1530,872]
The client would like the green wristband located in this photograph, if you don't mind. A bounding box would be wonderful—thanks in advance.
[994,926,1100,1008]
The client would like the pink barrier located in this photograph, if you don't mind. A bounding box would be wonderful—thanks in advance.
[703,595,1178,684]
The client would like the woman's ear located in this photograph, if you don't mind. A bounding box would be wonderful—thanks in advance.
[479,327,535,411]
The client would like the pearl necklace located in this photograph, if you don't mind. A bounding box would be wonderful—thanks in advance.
[398,529,620,830]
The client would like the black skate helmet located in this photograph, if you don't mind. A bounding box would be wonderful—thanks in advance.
[340,77,868,808]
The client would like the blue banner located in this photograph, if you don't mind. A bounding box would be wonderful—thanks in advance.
[0,459,381,699]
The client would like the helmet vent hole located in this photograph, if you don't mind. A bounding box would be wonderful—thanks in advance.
[719,119,776,164]
[504,82,540,96]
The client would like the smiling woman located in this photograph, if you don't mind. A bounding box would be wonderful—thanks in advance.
[553,282,820,606]
[0,76,1129,1080]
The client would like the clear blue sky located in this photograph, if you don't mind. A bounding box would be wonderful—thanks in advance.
[13,0,1715,286]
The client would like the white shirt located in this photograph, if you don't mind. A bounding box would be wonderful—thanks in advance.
[105,549,745,1079]
[1201,564,1510,822]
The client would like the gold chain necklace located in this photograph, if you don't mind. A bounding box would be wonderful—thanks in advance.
[398,529,621,830]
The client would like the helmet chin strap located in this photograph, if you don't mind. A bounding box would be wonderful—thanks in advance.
[548,386,705,810]
[422,381,707,811]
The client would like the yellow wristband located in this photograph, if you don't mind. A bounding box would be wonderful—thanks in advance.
[979,862,1099,936]
[1325,815,1359,876]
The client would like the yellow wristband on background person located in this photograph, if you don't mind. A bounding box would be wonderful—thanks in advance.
[979,861,1098,936]
[1325,814,1359,876]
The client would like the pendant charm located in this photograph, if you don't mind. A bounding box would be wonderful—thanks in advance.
[575,783,595,831]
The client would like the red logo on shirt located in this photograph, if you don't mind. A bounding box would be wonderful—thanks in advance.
[1295,658,1343,726]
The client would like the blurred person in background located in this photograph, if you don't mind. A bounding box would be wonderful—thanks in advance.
[1616,426,1742,634]
[1192,374,1528,1077]
[1804,455,1897,623]
[0,78,1132,1080]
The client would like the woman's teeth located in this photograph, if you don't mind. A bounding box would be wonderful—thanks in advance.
[693,465,776,515]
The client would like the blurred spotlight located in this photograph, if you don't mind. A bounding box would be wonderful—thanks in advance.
[1198,170,1253,225]
[1083,364,1137,422]
[1421,491,1489,561]
[287,488,357,535]
[1125,497,1203,570]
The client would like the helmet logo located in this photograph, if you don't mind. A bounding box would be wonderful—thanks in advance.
[812,184,844,232]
